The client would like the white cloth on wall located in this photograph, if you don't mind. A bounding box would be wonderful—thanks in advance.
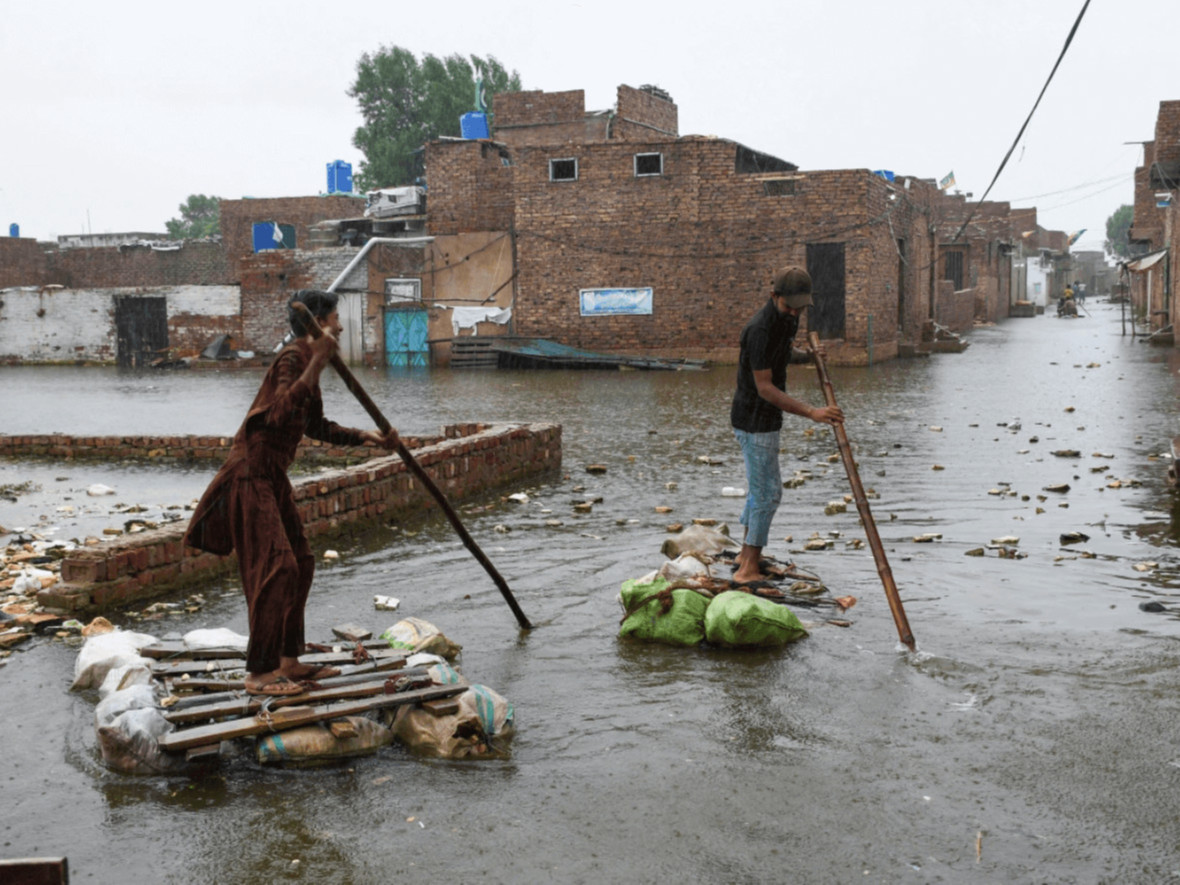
[446,306,512,336]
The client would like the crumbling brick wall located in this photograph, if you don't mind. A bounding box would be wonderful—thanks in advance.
[220,195,365,282]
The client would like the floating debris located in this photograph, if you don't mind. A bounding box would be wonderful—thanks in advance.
[585,464,607,474]
[991,535,1020,546]
[697,455,724,465]
[1133,562,1157,573]
[1052,450,1081,458]
[323,550,339,561]
[965,548,985,557]
[87,484,116,496]
[373,596,400,611]
[1060,531,1090,544]
[932,464,945,471]
[507,492,530,504]
[913,532,942,543]
[929,426,943,433]
[654,506,673,514]
[824,500,847,515]
[1042,483,1071,493]
[720,487,745,497]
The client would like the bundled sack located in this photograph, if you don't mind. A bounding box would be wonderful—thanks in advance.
[97,662,155,700]
[182,627,248,652]
[379,617,462,660]
[72,629,159,691]
[96,687,194,775]
[703,590,808,648]
[257,716,394,767]
[618,576,711,647]
[391,684,515,760]
[657,553,713,582]
[660,524,738,560]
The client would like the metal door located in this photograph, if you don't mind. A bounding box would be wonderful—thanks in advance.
[806,242,846,339]
[114,296,168,368]
[384,308,429,367]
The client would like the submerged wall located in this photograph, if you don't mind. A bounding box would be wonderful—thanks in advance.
[31,422,562,612]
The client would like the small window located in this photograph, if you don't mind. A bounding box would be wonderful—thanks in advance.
[385,278,422,305]
[634,153,663,177]
[550,158,578,182]
[763,179,796,196]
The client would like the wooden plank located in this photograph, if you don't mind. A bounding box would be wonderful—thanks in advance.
[164,657,410,704]
[162,669,436,724]
[150,647,404,677]
[158,683,466,752]
[141,638,390,661]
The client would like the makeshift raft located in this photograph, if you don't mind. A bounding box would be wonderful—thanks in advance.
[617,524,856,649]
[76,619,515,774]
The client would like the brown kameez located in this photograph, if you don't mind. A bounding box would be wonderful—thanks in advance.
[183,339,365,674]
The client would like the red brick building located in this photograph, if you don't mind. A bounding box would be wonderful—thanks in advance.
[1126,100,1180,336]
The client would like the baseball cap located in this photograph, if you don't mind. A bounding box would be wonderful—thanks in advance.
[772,266,813,308]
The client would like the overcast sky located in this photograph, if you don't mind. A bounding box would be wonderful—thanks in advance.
[2,0,1174,256]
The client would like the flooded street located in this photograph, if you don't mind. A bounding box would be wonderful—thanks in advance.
[4,301,1180,883]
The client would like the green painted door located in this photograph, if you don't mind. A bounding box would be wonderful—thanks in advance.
[384,309,429,367]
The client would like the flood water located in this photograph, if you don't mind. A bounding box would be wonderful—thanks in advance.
[4,301,1180,883]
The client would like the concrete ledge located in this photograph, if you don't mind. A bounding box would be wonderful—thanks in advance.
[34,422,562,613]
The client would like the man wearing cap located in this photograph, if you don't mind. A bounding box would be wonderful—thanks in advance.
[730,266,844,586]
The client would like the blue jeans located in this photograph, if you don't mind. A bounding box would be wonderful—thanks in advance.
[734,428,782,548]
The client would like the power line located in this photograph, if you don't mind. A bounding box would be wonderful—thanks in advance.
[949,0,1092,244]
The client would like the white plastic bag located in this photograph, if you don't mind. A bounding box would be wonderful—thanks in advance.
[71,630,158,691]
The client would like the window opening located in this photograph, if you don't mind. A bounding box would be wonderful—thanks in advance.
[634,153,663,176]
[549,158,578,182]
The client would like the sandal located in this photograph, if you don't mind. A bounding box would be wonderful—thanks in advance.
[245,675,304,697]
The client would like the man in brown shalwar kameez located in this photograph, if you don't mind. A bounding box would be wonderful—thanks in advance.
[184,290,398,695]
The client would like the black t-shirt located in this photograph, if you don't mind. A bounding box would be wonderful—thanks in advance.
[730,298,799,433]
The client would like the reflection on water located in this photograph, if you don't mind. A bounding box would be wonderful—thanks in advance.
[5,304,1180,881]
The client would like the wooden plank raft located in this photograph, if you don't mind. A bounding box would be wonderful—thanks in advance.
[162,669,437,724]
[157,683,466,753]
[139,638,392,661]
[150,647,404,677]
[165,659,410,702]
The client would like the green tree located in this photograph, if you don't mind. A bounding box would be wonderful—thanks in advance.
[1104,204,1134,259]
[166,194,221,240]
[349,47,521,191]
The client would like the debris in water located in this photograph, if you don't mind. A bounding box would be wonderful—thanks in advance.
[586,464,607,474]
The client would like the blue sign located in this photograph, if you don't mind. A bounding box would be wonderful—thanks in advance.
[579,287,654,317]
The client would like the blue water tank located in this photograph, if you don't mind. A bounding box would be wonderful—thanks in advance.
[326,160,353,194]
[8,223,18,238]
[460,112,490,140]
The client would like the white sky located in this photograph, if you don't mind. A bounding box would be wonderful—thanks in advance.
[2,0,1175,256]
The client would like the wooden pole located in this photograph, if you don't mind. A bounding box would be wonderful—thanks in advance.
[291,303,533,630]
[807,332,916,651]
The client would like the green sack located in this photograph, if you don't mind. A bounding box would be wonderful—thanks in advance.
[618,576,710,647]
[704,590,808,648]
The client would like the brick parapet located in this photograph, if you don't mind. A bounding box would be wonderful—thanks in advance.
[37,422,562,613]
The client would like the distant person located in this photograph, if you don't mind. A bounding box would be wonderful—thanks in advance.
[1076,282,1086,305]
[183,290,399,696]
[730,266,843,588]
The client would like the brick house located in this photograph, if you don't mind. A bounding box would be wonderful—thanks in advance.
[421,84,1059,365]
[1126,100,1180,337]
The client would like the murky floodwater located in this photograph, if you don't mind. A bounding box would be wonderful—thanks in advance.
[4,302,1180,883]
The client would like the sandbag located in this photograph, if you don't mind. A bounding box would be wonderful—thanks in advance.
[703,590,808,648]
[97,705,193,775]
[72,629,159,691]
[391,684,515,759]
[95,683,158,729]
[379,617,461,660]
[618,576,710,647]
[182,627,248,652]
[256,716,394,767]
[658,553,713,581]
[660,523,737,559]
[98,662,155,700]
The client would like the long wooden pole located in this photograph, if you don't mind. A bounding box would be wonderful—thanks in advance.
[292,303,533,630]
[807,332,915,651]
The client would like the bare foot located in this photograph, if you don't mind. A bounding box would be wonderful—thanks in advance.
[280,661,341,681]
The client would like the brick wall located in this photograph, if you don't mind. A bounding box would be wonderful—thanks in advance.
[220,195,365,282]
[614,85,678,139]
[0,238,50,287]
[37,422,562,612]
[0,284,240,364]
[425,141,516,235]
[0,429,446,465]
[1154,101,1180,165]
[493,89,602,145]
[934,279,973,332]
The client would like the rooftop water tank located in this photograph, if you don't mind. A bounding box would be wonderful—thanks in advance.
[8,223,18,238]
[460,112,490,140]
[326,160,353,194]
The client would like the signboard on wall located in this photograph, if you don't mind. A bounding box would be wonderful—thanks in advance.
[579,287,653,317]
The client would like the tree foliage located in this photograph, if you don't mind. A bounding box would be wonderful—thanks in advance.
[349,47,521,191]
[166,194,221,240]
[1104,204,1134,259]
